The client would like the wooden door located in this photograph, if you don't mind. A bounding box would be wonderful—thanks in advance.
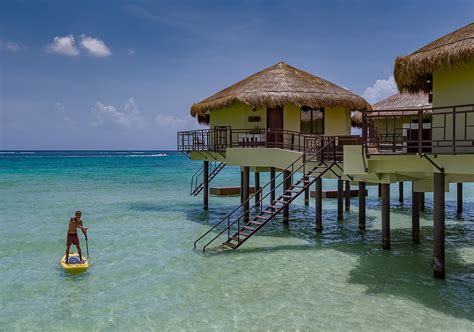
[267,106,284,148]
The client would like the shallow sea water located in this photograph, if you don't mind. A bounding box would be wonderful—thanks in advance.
[1,151,473,331]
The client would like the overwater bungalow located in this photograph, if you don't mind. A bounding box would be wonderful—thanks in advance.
[178,22,474,279]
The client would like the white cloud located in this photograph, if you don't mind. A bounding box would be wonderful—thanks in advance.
[127,48,136,55]
[80,34,111,57]
[362,75,398,104]
[155,113,205,131]
[91,98,142,128]
[46,35,80,56]
[54,102,73,124]
[0,40,21,51]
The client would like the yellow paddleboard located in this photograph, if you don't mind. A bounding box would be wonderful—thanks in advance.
[60,253,89,273]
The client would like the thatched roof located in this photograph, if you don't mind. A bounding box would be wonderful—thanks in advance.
[351,92,432,126]
[191,62,371,122]
[394,22,474,93]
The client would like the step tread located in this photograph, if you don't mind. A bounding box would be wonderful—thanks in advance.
[249,220,263,225]
[223,242,236,249]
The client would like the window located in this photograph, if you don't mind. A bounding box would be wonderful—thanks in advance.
[301,106,324,134]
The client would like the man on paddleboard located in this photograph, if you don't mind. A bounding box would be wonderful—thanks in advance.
[65,211,87,264]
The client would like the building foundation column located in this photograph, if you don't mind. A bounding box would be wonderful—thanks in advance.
[255,172,260,206]
[381,183,390,250]
[457,183,463,214]
[345,180,350,211]
[359,182,366,231]
[412,186,420,244]
[243,167,250,222]
[270,167,276,205]
[420,192,425,211]
[433,172,445,279]
[283,170,291,224]
[304,175,310,206]
[203,160,209,210]
[337,179,343,220]
[399,182,404,203]
[315,178,323,232]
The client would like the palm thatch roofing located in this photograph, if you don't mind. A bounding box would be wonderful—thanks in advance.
[351,92,432,126]
[191,62,371,123]
[394,22,474,93]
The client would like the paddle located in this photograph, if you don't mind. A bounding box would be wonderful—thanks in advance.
[84,233,90,261]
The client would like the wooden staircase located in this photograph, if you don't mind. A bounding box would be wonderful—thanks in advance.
[194,138,339,252]
[190,161,226,196]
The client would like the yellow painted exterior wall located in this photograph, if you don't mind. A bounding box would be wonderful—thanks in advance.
[324,106,351,136]
[283,104,300,132]
[432,59,474,153]
[433,59,474,107]
[209,101,352,137]
[210,102,266,130]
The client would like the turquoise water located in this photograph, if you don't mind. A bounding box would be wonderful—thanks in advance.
[1,151,473,331]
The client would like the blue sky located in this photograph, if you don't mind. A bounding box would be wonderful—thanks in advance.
[1,0,472,150]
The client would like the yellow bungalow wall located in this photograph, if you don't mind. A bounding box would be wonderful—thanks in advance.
[432,59,474,152]
[209,102,352,136]
[324,106,351,136]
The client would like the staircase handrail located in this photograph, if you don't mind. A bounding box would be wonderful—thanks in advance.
[193,137,337,250]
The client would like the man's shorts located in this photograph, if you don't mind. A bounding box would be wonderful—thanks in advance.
[67,233,80,246]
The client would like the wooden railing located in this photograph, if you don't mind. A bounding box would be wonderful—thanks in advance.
[362,104,474,155]
[177,127,361,156]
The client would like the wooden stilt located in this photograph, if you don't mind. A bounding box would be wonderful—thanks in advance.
[283,170,291,224]
[412,186,420,244]
[433,172,445,278]
[203,160,209,210]
[420,192,425,211]
[381,183,390,250]
[337,179,343,220]
[270,167,276,205]
[315,178,323,232]
[378,183,382,198]
[358,182,366,231]
[243,167,250,222]
[304,174,310,206]
[254,172,260,205]
[457,183,463,214]
[345,180,350,211]
[399,182,404,203]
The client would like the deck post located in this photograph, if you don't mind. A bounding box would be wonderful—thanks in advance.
[315,178,323,232]
[420,192,425,211]
[283,170,291,224]
[433,172,445,278]
[399,182,404,203]
[412,186,420,244]
[345,180,350,211]
[243,167,250,222]
[378,183,382,198]
[270,167,276,205]
[358,182,366,231]
[381,183,390,250]
[337,179,343,220]
[255,172,260,205]
[457,183,463,214]
[203,160,209,210]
